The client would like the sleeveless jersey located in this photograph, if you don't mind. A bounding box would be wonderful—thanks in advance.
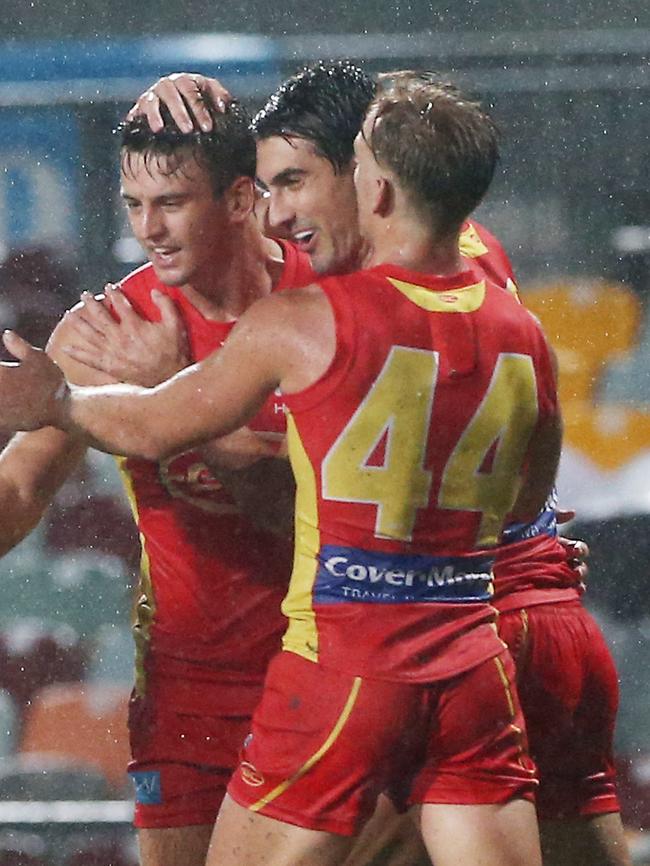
[117,240,316,703]
[460,222,580,608]
[281,263,559,683]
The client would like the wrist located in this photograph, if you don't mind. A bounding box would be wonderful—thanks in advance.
[51,379,73,429]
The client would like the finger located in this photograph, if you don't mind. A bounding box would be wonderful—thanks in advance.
[150,77,198,132]
[2,330,36,361]
[128,88,165,132]
[106,288,140,326]
[174,72,231,107]
[198,74,232,113]
[63,312,107,350]
[152,291,190,360]
[558,536,590,559]
[555,508,576,525]
[62,344,111,372]
[167,73,227,132]
[152,290,183,329]
[77,292,117,332]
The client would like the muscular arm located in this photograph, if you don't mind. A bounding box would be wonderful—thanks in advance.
[0,313,117,556]
[1,287,334,463]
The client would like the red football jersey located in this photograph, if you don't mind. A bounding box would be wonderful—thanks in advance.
[117,240,316,706]
[281,263,559,682]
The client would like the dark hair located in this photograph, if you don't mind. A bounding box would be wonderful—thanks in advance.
[118,95,256,198]
[252,60,376,173]
[367,71,499,234]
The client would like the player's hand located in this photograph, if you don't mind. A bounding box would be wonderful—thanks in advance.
[127,73,231,133]
[0,331,68,431]
[556,508,589,588]
[61,287,190,387]
[201,428,283,472]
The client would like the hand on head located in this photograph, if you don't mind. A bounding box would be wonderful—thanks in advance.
[127,73,230,133]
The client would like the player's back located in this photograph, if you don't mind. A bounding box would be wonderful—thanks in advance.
[281,262,558,682]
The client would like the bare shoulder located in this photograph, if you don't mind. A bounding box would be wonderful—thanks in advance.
[46,301,115,386]
[239,282,331,335]
[223,283,334,393]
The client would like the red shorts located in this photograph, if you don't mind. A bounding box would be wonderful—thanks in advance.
[498,600,621,820]
[227,650,536,836]
[128,684,258,829]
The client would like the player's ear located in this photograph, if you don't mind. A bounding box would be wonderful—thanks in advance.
[374,176,394,217]
[224,176,255,223]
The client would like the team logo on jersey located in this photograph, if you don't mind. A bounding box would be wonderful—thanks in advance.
[315,545,494,604]
[387,277,486,313]
[159,450,240,515]
[240,761,265,787]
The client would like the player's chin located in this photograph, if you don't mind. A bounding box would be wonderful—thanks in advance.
[309,247,337,276]
[151,265,188,288]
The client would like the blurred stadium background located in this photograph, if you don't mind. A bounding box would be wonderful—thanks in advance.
[1,2,650,862]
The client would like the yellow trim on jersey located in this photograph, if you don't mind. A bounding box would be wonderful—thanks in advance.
[459,222,489,258]
[115,455,154,698]
[493,653,516,718]
[249,674,362,812]
[387,277,486,313]
[281,414,321,662]
[505,277,521,301]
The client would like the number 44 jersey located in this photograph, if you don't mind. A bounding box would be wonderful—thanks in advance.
[281,262,559,683]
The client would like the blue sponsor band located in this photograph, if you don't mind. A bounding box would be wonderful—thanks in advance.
[502,491,558,545]
[315,545,494,604]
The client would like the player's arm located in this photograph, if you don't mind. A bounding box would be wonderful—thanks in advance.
[0,311,117,556]
[510,409,563,523]
[0,286,333,462]
[65,286,289,473]
[511,339,563,522]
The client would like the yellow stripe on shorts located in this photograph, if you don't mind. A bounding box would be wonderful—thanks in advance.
[250,676,363,812]
[493,653,516,719]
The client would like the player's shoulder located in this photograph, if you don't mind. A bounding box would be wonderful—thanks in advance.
[238,281,328,343]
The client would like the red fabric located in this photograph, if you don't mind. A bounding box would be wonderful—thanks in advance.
[498,601,621,818]
[117,244,315,684]
[282,264,558,681]
[227,650,536,835]
[128,685,254,828]
[493,532,581,612]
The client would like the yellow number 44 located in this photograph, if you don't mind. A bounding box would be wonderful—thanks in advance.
[322,347,538,546]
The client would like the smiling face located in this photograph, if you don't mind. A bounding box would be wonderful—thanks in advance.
[255,135,363,276]
[120,147,232,291]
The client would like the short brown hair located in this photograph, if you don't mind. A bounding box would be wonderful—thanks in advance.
[366,71,499,235]
[119,96,256,199]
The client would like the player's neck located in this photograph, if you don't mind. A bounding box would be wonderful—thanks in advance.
[181,219,277,320]
[365,219,464,277]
